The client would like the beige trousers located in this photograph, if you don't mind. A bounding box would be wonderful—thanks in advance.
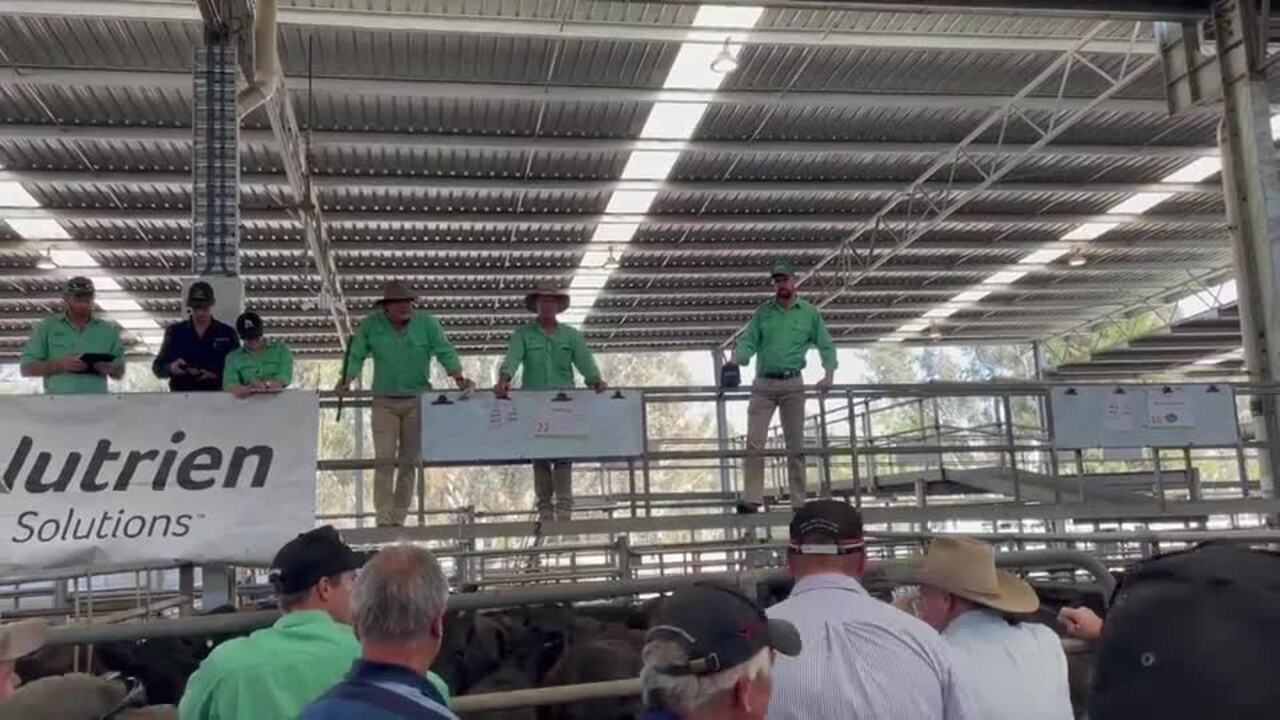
[744,375,807,508]
[371,396,420,526]
[533,460,573,522]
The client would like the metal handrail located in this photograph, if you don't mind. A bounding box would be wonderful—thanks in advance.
[40,549,1114,647]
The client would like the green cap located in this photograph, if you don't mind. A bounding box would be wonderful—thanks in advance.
[64,276,95,296]
[770,260,796,278]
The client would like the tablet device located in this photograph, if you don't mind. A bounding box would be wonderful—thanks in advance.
[75,353,116,374]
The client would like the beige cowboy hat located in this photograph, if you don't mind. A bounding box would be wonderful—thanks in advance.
[907,536,1039,615]
[524,282,570,314]
[375,280,417,305]
[0,619,46,662]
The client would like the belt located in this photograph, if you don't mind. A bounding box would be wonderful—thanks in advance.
[759,370,801,380]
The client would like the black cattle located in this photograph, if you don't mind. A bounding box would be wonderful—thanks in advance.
[542,634,644,720]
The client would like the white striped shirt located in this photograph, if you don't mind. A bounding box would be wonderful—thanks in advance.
[765,573,976,720]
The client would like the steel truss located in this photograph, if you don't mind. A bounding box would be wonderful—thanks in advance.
[723,19,1160,350]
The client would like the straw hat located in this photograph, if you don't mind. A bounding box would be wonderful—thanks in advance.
[375,280,417,305]
[524,282,570,314]
[0,619,46,662]
[909,536,1039,614]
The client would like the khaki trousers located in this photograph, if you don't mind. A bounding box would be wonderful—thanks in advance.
[534,460,573,522]
[371,396,420,526]
[744,375,807,508]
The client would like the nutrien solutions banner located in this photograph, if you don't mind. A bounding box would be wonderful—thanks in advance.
[0,392,318,575]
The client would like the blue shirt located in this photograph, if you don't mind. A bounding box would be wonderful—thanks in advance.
[766,573,976,720]
[152,319,240,392]
[301,660,459,720]
[942,610,1073,720]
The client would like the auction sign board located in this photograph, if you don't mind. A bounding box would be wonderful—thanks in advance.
[0,392,318,576]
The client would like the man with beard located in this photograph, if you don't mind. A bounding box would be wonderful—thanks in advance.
[726,261,837,513]
[20,276,125,394]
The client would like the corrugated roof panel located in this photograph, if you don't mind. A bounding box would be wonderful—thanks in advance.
[730,45,1164,99]
[291,94,651,137]
[762,6,1153,39]
[0,16,201,70]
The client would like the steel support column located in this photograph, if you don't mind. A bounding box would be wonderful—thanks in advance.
[191,40,239,277]
[1214,0,1280,510]
[711,350,733,499]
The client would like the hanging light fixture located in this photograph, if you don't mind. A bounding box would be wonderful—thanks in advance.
[1067,249,1088,267]
[35,249,57,270]
[710,37,740,74]
[604,245,620,269]
[929,322,944,341]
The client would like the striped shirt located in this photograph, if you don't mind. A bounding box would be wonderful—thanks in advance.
[765,573,975,720]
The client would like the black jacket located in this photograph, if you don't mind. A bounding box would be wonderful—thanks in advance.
[151,319,240,392]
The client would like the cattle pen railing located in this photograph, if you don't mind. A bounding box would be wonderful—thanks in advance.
[5,381,1280,617]
[30,551,1112,715]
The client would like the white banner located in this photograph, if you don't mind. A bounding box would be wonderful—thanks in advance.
[0,392,318,576]
[421,390,644,462]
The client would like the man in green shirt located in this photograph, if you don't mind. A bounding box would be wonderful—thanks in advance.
[728,261,837,513]
[335,281,474,527]
[178,526,450,720]
[223,311,294,398]
[494,283,607,522]
[20,276,125,394]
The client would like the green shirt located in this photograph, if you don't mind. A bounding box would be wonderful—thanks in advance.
[733,298,838,374]
[222,341,295,390]
[178,611,451,720]
[19,313,125,395]
[499,322,601,390]
[343,310,462,396]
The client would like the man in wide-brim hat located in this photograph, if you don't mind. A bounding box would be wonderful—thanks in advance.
[908,536,1073,720]
[335,280,474,527]
[494,281,607,524]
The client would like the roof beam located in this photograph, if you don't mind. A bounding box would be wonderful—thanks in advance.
[0,1,1165,54]
[0,66,1176,114]
[0,283,1194,304]
[0,170,1221,198]
[0,301,1133,323]
[0,124,1220,160]
[3,237,1230,256]
[0,206,1228,229]
[1,260,1225,281]
[0,315,1091,334]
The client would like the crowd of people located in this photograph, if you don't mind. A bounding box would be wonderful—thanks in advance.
[3,499,1278,719]
[20,260,838,526]
[23,263,1275,717]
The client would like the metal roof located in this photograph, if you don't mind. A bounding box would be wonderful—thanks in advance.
[1049,303,1245,380]
[0,1,1237,360]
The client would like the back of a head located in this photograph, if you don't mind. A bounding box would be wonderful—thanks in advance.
[354,544,449,645]
[640,585,800,718]
[1089,543,1280,720]
[787,500,865,577]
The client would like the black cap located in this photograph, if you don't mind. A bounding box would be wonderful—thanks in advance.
[644,584,801,676]
[268,526,369,595]
[1090,544,1280,720]
[187,281,215,307]
[64,276,95,296]
[788,499,865,555]
[236,311,264,340]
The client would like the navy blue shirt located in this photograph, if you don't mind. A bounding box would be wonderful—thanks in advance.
[151,318,240,392]
[301,660,458,720]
